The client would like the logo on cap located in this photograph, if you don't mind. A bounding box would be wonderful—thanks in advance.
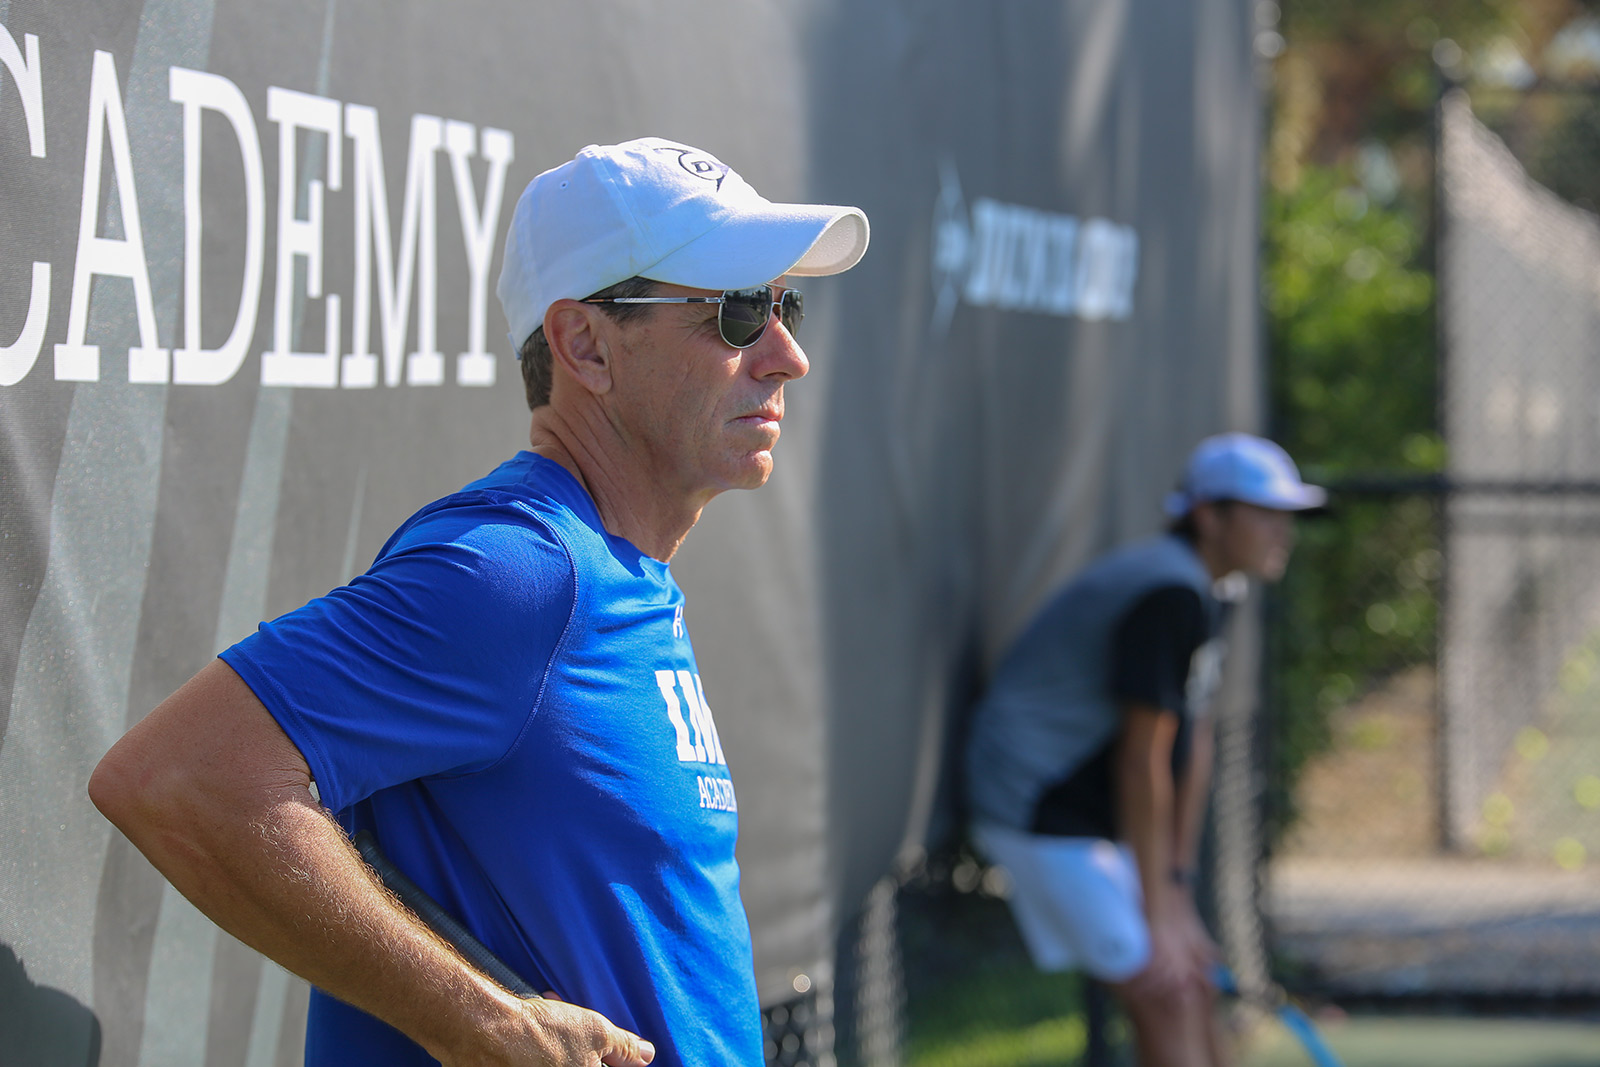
[658,146,730,189]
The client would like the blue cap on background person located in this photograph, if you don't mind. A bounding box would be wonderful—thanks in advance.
[1163,433,1327,518]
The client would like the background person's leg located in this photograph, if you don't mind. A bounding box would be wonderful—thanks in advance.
[1114,975,1214,1067]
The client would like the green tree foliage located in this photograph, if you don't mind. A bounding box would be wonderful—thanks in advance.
[1266,169,1436,468]
[1262,0,1587,837]
[1264,167,1442,833]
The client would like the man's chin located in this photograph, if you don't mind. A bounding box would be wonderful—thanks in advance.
[730,452,775,490]
[1257,558,1289,583]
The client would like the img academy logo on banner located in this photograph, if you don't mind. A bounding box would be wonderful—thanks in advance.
[930,160,1139,336]
[0,26,514,390]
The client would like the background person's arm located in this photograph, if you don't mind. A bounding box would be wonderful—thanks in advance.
[89,658,653,1067]
[1170,715,1222,971]
[1116,704,1180,920]
[1171,714,1213,887]
[1116,704,1189,988]
[1106,580,1220,979]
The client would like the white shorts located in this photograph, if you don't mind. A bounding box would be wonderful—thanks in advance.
[972,822,1149,982]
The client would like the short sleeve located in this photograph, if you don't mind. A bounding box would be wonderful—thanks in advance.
[1107,584,1207,715]
[220,499,575,814]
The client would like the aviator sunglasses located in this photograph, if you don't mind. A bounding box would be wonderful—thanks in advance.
[583,284,803,349]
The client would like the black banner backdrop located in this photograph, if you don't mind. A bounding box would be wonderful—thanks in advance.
[0,0,1260,1061]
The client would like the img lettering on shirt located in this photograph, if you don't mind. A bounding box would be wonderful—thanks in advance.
[652,668,736,812]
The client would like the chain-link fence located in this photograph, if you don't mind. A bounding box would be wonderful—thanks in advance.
[763,987,836,1067]
[1262,82,1600,1003]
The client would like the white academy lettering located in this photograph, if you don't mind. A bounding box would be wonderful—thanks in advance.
[345,106,440,388]
[697,775,737,812]
[444,120,513,387]
[0,32,513,389]
[262,86,342,388]
[169,67,265,386]
[55,50,170,384]
[0,25,48,388]
[653,669,727,768]
[341,107,512,388]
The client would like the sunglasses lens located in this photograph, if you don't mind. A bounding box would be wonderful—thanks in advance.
[779,289,803,337]
[718,286,772,348]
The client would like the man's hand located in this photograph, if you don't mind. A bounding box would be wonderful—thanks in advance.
[1127,906,1205,1000]
[538,991,657,1067]
[445,993,653,1067]
[1171,894,1221,981]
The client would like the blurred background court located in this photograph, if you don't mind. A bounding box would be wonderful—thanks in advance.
[887,2,1600,1064]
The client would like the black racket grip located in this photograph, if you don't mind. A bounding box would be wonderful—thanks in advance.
[353,830,540,999]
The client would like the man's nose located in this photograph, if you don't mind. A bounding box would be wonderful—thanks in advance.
[754,313,809,381]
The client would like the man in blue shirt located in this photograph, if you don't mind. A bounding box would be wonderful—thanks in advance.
[90,138,868,1066]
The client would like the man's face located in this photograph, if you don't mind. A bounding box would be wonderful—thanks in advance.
[1213,502,1297,581]
[604,282,809,499]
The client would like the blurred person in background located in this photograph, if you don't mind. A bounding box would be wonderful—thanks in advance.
[964,433,1324,1067]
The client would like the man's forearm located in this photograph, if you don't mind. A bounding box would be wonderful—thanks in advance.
[89,660,525,1060]
[88,659,651,1067]
[1117,705,1179,919]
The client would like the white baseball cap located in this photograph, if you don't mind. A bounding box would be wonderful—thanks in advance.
[1163,433,1327,518]
[496,137,871,353]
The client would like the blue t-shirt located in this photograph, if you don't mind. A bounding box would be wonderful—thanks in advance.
[221,452,761,1067]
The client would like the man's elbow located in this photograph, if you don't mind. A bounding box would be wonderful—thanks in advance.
[91,659,292,841]
[88,720,213,860]
[89,736,164,842]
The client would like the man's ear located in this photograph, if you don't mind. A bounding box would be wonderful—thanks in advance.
[1190,500,1223,543]
[544,300,614,396]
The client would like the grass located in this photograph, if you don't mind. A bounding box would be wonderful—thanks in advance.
[905,960,1088,1067]
[899,867,1099,1067]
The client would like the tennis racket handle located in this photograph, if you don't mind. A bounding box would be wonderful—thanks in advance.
[353,830,540,999]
